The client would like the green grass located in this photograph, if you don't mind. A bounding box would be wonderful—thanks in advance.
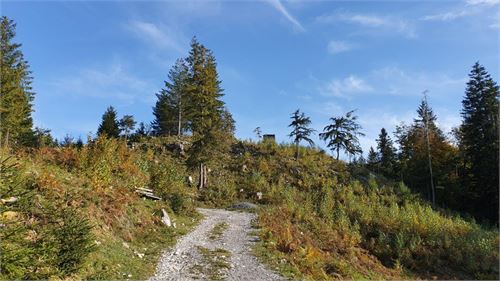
[81,213,201,280]
[209,222,229,241]
[189,246,232,280]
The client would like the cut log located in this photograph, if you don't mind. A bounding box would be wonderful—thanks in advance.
[135,189,162,200]
[135,187,154,193]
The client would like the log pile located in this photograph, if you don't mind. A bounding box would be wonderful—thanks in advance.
[135,187,162,200]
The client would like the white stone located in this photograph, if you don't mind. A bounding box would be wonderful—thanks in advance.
[161,209,172,227]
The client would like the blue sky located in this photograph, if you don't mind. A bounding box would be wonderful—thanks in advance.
[2,0,499,156]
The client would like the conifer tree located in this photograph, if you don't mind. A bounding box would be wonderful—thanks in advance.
[397,98,458,205]
[376,128,396,177]
[459,62,499,223]
[184,37,231,189]
[97,106,120,138]
[367,146,379,172]
[119,115,136,139]
[319,110,364,160]
[254,127,262,140]
[288,109,315,160]
[152,59,189,136]
[0,16,35,146]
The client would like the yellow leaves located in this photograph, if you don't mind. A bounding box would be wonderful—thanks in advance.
[1,210,19,221]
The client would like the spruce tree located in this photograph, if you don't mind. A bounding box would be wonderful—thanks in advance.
[0,16,35,146]
[367,146,379,172]
[97,106,120,138]
[376,128,396,177]
[288,109,315,160]
[152,59,189,136]
[184,37,231,189]
[459,62,499,223]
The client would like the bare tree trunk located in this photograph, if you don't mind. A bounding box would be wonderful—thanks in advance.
[178,97,182,137]
[295,142,299,160]
[423,92,436,207]
[198,163,204,190]
[203,165,208,187]
[336,147,340,160]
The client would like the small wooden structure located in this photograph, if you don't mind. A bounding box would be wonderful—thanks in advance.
[263,134,275,142]
[135,187,162,200]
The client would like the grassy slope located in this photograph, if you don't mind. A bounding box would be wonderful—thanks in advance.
[1,138,201,280]
[2,138,498,280]
[228,141,499,280]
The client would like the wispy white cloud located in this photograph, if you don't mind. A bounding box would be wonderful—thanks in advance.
[490,10,500,28]
[317,12,416,38]
[327,40,357,54]
[421,0,499,24]
[126,20,186,52]
[266,0,305,32]
[466,0,500,6]
[371,66,466,97]
[320,75,373,98]
[421,10,470,21]
[48,60,156,105]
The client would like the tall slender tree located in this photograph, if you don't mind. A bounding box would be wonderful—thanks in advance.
[319,110,364,160]
[152,59,189,136]
[397,99,458,206]
[459,62,499,223]
[97,106,120,138]
[184,37,231,189]
[367,146,379,172]
[288,109,315,160]
[0,16,35,146]
[376,128,397,177]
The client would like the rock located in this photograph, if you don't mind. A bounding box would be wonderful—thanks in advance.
[256,192,263,200]
[122,242,130,249]
[0,196,18,204]
[134,250,145,259]
[187,176,193,187]
[161,209,172,227]
[230,202,258,210]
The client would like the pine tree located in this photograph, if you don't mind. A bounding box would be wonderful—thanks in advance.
[152,59,189,136]
[376,128,396,177]
[97,106,120,138]
[119,115,136,139]
[288,109,315,160]
[319,110,364,160]
[459,62,499,223]
[0,16,35,147]
[184,37,231,189]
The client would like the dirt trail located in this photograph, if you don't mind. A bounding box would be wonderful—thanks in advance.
[149,208,284,281]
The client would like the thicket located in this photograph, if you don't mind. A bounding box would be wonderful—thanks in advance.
[229,141,499,280]
[0,137,200,280]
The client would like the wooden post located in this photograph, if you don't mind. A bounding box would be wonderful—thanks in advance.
[203,166,208,187]
[198,163,204,190]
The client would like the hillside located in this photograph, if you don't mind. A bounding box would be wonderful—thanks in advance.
[1,137,498,280]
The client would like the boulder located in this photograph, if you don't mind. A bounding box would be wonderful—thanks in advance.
[161,208,172,227]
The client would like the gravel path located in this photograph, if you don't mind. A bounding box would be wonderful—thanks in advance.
[149,208,284,281]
